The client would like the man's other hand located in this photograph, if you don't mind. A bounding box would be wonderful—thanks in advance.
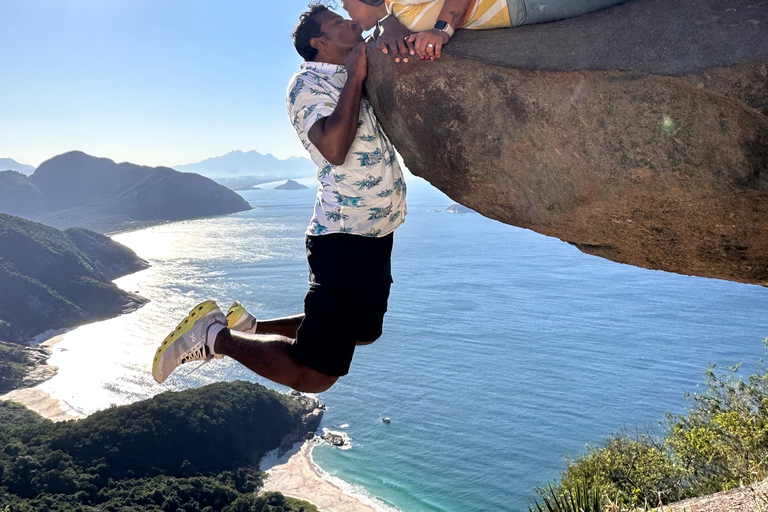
[346,41,368,81]
[377,15,414,63]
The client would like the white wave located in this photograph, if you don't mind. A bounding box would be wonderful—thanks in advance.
[307,444,404,512]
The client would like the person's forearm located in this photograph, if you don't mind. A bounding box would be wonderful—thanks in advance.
[437,0,474,28]
[310,76,364,166]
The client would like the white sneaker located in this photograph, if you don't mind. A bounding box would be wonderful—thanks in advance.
[152,300,226,383]
[226,301,258,334]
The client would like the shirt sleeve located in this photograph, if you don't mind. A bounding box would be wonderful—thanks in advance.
[389,0,444,31]
[288,76,337,137]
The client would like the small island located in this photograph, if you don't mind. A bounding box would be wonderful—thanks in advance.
[445,203,475,214]
[275,179,308,191]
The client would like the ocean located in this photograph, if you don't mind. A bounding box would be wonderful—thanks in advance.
[35,175,768,512]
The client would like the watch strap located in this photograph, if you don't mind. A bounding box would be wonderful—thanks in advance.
[434,20,455,38]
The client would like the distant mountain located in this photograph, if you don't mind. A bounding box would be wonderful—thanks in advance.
[0,214,149,343]
[0,151,252,232]
[175,150,315,180]
[0,171,46,215]
[0,158,35,175]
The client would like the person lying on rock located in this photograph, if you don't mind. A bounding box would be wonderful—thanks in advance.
[341,0,629,62]
[152,4,406,393]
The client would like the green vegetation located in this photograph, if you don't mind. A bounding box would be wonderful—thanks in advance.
[535,338,768,511]
[0,213,148,343]
[532,480,603,512]
[0,381,317,512]
[0,342,35,394]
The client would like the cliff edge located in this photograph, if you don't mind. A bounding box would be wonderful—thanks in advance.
[365,0,768,285]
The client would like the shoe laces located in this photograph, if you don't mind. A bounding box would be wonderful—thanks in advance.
[178,320,223,376]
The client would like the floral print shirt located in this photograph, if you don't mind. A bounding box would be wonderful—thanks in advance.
[287,61,407,238]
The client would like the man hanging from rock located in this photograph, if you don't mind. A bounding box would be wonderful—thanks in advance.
[152,4,407,393]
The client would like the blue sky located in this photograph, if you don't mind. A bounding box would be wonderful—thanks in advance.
[1,0,341,168]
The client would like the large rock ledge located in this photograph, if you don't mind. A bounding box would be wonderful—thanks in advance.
[365,0,768,285]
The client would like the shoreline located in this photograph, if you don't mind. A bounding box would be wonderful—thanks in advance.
[1,333,399,511]
[261,440,400,512]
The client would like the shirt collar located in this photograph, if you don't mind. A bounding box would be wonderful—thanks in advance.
[302,61,346,75]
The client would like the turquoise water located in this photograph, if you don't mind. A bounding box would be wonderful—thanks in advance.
[38,176,768,512]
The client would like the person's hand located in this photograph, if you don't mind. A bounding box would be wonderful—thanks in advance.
[377,15,415,63]
[408,29,450,60]
[345,41,368,81]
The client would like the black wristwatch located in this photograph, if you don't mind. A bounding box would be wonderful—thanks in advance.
[434,20,455,38]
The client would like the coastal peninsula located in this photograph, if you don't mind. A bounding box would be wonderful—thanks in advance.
[0,213,152,395]
[0,381,322,511]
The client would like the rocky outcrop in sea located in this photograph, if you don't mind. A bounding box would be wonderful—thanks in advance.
[277,391,326,456]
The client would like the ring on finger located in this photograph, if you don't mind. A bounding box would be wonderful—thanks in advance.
[427,43,435,48]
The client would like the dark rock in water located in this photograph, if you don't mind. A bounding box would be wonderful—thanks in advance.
[1,151,253,233]
[0,214,149,342]
[323,432,346,447]
[445,203,475,214]
[365,0,768,286]
[274,179,308,191]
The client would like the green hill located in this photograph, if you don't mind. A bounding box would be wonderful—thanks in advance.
[0,151,253,233]
[0,214,149,343]
[0,381,318,511]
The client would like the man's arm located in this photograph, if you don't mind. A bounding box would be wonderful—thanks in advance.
[308,42,368,166]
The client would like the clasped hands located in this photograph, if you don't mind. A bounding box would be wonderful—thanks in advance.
[377,20,450,62]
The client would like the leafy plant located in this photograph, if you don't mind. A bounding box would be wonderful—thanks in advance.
[530,479,603,512]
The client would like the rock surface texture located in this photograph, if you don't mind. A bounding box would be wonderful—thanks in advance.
[365,0,768,285]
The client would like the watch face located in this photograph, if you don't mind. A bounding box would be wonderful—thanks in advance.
[434,20,448,31]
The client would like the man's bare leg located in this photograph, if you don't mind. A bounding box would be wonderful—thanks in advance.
[213,328,337,393]
[253,314,304,338]
[247,314,372,346]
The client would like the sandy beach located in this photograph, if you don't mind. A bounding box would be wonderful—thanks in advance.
[262,441,392,512]
[1,388,86,422]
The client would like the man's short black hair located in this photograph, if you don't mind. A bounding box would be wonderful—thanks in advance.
[293,3,331,62]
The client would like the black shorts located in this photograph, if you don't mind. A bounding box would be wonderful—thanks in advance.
[292,233,394,377]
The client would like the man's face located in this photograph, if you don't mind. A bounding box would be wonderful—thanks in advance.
[314,10,364,52]
[341,0,380,31]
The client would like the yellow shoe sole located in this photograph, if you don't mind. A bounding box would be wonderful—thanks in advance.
[152,300,219,380]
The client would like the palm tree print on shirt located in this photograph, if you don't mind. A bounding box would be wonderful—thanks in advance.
[393,177,406,195]
[354,174,383,191]
[368,204,393,221]
[309,221,328,235]
[354,148,382,167]
[325,208,349,222]
[333,191,364,207]
[288,78,304,105]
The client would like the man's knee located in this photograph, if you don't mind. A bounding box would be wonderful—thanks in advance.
[294,369,338,393]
